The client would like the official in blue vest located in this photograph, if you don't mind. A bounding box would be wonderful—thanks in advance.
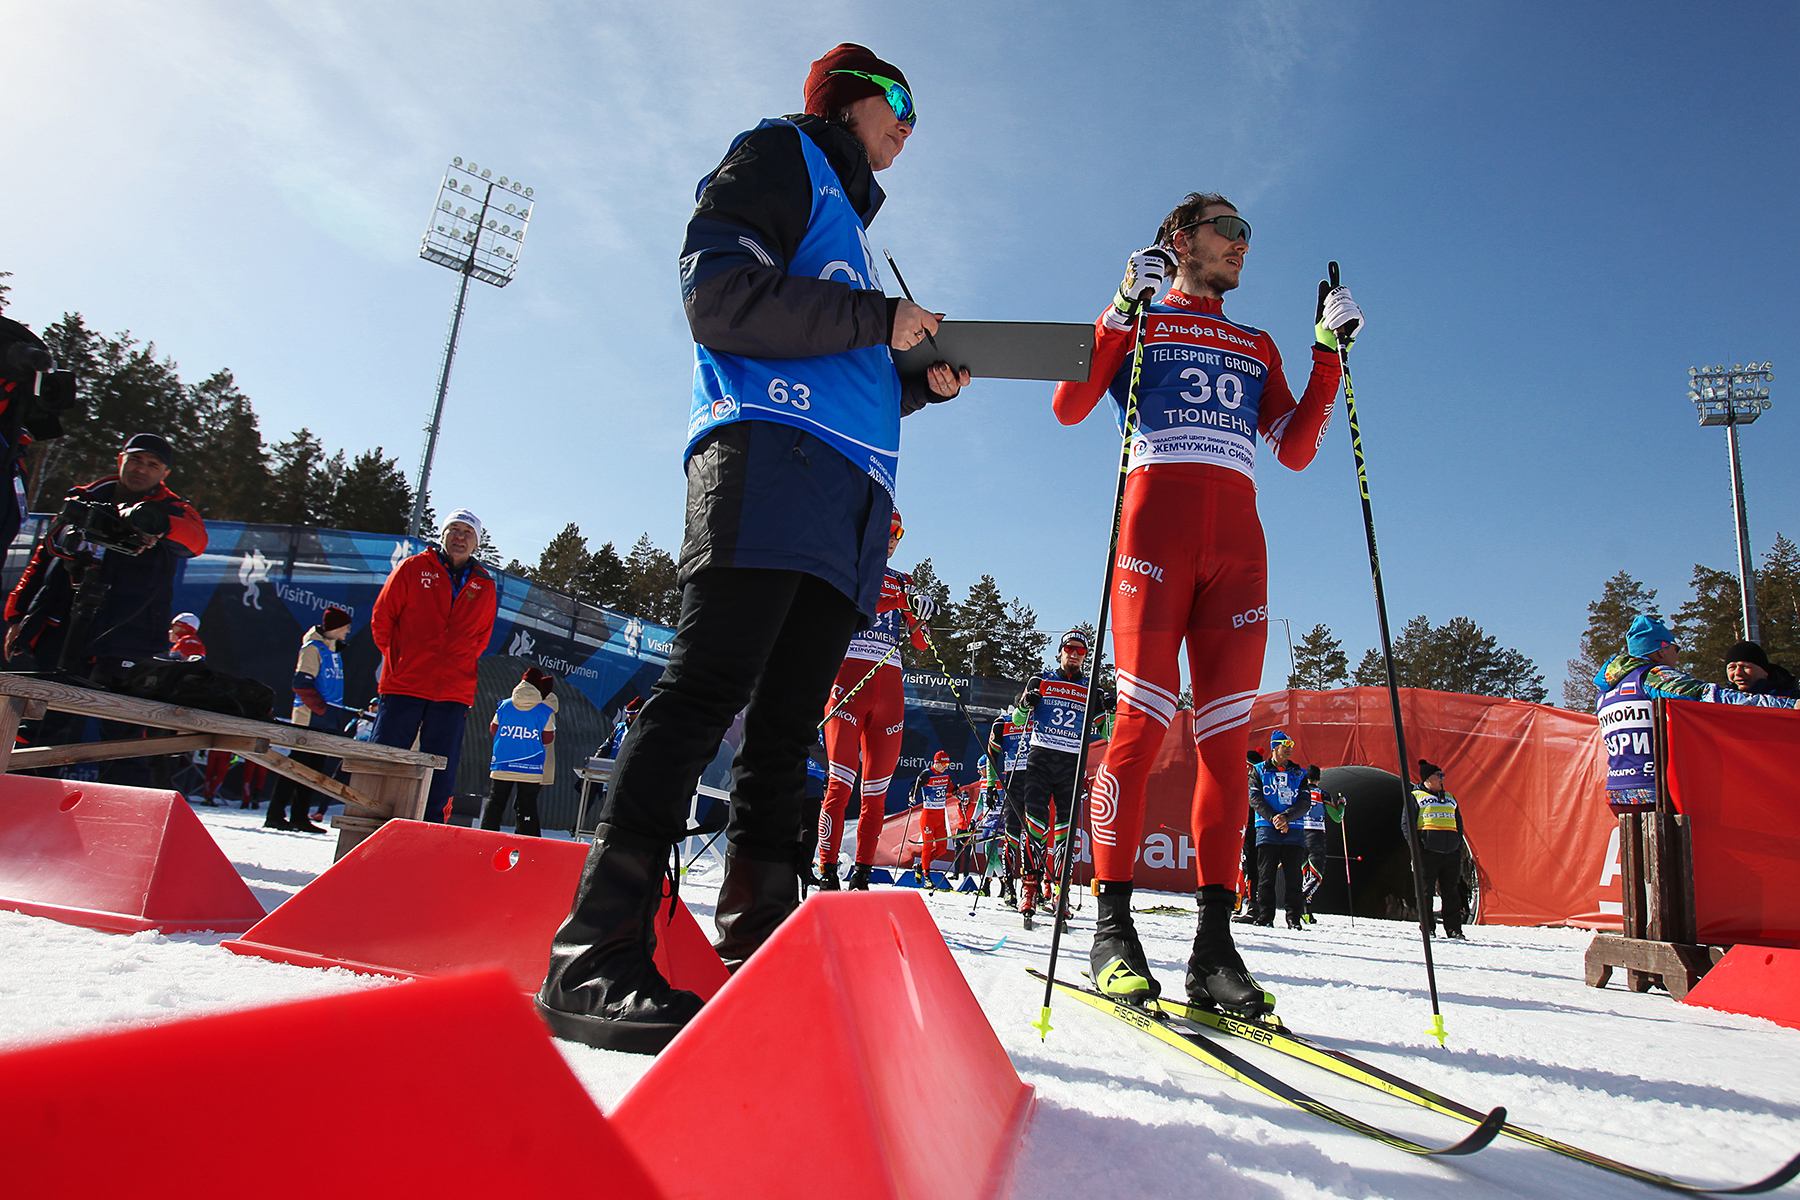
[1595,615,1799,814]
[480,667,558,838]
[266,607,353,833]
[540,44,967,1054]
[1248,730,1310,929]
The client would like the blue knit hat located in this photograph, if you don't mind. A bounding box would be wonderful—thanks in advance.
[1270,729,1295,751]
[1626,614,1677,658]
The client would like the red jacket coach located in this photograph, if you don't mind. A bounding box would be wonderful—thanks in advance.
[370,508,499,822]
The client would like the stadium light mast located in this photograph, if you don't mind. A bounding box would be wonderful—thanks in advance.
[1688,361,1774,644]
[410,158,535,538]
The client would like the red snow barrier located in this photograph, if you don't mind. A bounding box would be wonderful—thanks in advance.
[1681,944,1800,1030]
[0,775,263,934]
[224,821,728,1000]
[0,967,667,1199]
[612,891,1034,1200]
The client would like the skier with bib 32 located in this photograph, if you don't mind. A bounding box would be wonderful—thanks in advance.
[1054,191,1362,1017]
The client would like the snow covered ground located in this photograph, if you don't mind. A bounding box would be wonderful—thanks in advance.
[4,804,1797,1199]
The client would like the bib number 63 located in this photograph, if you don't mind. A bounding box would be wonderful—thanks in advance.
[767,378,812,411]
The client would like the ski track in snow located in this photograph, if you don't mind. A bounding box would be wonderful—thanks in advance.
[3,804,1797,1199]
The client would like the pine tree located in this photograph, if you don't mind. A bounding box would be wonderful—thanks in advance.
[1288,623,1348,690]
[476,528,501,566]
[533,523,591,595]
[994,597,1049,683]
[1674,564,1745,682]
[266,429,333,526]
[945,576,1010,677]
[583,540,629,608]
[1562,572,1660,710]
[326,448,413,535]
[177,369,267,522]
[1353,614,1545,702]
[623,533,681,625]
[1755,534,1800,671]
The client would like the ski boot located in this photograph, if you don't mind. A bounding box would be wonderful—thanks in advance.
[1185,885,1276,1022]
[817,861,841,891]
[1089,881,1160,1003]
[1286,915,1305,931]
[846,863,872,892]
[1000,878,1017,908]
[1019,875,1039,931]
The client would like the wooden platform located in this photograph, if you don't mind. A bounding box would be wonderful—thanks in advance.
[0,673,443,861]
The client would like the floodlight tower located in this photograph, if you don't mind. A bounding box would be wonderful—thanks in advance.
[410,158,535,537]
[1688,361,1774,643]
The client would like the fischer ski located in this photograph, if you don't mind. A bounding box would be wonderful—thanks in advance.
[1028,969,1504,1158]
[1155,997,1800,1195]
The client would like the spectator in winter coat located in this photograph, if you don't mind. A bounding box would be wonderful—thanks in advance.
[166,613,206,660]
[538,42,966,1055]
[1723,641,1800,700]
[1408,760,1468,938]
[481,667,559,838]
[4,433,207,784]
[1596,615,1800,813]
[371,510,498,823]
[265,607,354,833]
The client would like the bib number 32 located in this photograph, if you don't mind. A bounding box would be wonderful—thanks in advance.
[768,378,812,411]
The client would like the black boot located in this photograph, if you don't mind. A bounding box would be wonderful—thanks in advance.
[846,863,872,891]
[262,788,289,829]
[816,861,841,891]
[1186,885,1275,1020]
[1089,881,1160,1002]
[535,823,705,1054]
[712,851,799,973]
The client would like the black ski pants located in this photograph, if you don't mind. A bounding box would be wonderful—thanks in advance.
[1421,847,1466,935]
[598,567,860,864]
[482,779,542,837]
[1020,746,1077,876]
[1256,841,1306,924]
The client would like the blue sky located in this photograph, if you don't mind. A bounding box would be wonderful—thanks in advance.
[7,2,1797,698]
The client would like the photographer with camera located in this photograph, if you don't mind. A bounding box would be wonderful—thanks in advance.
[0,316,79,552]
[4,432,207,783]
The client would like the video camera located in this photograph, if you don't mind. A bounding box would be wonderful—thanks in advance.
[0,316,77,441]
[49,495,168,558]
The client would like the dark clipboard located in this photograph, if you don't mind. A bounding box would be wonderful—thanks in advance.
[893,321,1094,383]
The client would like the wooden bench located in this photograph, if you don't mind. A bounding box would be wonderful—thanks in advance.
[0,673,443,862]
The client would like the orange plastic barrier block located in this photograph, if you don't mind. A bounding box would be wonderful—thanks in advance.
[0,775,264,934]
[1682,944,1800,1030]
[613,891,1035,1200]
[0,968,666,1199]
[224,821,728,1000]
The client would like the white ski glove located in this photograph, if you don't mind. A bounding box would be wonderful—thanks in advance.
[910,592,939,621]
[1314,283,1364,351]
[1109,246,1177,327]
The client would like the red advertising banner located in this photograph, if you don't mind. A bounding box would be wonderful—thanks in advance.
[1070,689,1616,925]
[1664,699,1800,948]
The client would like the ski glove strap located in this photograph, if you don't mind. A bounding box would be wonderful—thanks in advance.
[1315,283,1364,351]
[1109,246,1177,329]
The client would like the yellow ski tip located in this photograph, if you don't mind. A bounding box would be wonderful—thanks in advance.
[1032,1005,1055,1041]
[1427,1014,1447,1048]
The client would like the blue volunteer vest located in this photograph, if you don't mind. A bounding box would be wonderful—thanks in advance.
[1252,762,1309,843]
[315,644,344,708]
[688,119,902,496]
[1109,303,1274,482]
[491,700,552,775]
[1596,664,1656,792]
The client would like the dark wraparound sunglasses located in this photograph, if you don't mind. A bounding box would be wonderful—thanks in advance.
[1176,214,1252,244]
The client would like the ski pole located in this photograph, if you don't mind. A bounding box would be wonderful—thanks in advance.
[818,640,903,730]
[1329,260,1446,1048]
[1339,796,1356,929]
[1034,240,1159,1041]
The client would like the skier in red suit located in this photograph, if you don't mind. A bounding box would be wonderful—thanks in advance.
[816,508,935,890]
[1051,191,1363,1017]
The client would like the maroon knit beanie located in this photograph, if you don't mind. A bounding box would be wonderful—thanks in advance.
[320,607,352,633]
[524,667,555,696]
[803,44,910,118]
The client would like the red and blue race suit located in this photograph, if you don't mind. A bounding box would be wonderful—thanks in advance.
[817,568,927,867]
[1055,288,1339,890]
